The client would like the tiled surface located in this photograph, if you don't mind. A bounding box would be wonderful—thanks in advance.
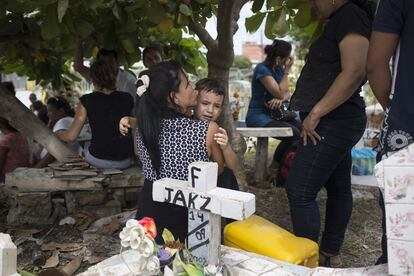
[383,144,414,167]
[383,167,414,204]
[386,203,414,240]
[388,239,414,276]
[78,246,388,276]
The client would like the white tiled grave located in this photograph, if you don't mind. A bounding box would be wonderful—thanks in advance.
[77,246,388,276]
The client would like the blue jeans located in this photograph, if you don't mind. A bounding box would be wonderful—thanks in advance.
[285,113,366,254]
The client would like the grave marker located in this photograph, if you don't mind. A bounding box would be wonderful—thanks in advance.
[153,161,255,270]
[0,233,19,276]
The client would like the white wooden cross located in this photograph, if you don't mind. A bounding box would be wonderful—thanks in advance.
[153,161,255,270]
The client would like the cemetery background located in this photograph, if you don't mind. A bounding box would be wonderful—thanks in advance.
[0,140,383,275]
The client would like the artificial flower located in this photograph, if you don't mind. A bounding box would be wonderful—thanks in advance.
[139,235,156,257]
[138,217,157,238]
[146,255,161,275]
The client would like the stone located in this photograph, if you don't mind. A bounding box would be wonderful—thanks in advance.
[0,233,19,276]
[6,168,103,192]
[75,191,107,206]
[124,187,140,203]
[111,189,126,208]
[82,200,122,218]
[7,192,53,225]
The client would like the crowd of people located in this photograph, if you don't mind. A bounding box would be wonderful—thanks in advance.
[0,0,412,268]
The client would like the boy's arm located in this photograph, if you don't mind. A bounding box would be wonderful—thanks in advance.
[214,127,239,171]
[221,144,239,171]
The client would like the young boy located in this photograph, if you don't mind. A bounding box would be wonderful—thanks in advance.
[194,78,239,190]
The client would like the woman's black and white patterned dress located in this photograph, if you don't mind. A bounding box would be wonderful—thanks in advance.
[135,116,209,243]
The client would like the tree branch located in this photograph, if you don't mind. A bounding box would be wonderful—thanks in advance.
[216,0,249,61]
[188,21,217,51]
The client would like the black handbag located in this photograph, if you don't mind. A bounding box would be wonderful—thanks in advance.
[270,102,297,121]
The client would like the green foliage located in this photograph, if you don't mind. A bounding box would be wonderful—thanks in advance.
[233,55,252,69]
[0,0,212,89]
[246,0,317,39]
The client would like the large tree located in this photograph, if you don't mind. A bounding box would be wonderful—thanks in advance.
[0,0,326,185]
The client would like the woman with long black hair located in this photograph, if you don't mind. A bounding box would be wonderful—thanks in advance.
[121,60,224,243]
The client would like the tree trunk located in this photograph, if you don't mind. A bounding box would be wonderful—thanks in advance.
[0,85,78,162]
[207,55,247,190]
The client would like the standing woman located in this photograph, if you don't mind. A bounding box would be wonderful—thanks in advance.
[131,60,224,243]
[286,0,372,267]
[245,40,301,171]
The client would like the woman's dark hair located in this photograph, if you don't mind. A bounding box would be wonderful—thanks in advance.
[350,0,375,21]
[90,59,118,91]
[142,45,162,60]
[47,96,74,117]
[264,39,292,65]
[137,60,185,176]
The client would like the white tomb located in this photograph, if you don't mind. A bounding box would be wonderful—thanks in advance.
[153,161,256,271]
[0,233,20,276]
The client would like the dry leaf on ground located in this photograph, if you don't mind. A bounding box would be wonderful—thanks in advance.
[87,256,106,264]
[42,250,59,268]
[13,229,41,240]
[98,218,120,236]
[61,256,82,275]
[71,212,97,231]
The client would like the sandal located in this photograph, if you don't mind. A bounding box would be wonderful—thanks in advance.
[319,251,342,268]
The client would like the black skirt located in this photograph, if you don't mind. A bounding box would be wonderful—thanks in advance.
[136,179,188,244]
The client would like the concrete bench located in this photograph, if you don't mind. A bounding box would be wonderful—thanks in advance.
[237,127,293,183]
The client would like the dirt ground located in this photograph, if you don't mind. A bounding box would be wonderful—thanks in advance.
[0,139,383,274]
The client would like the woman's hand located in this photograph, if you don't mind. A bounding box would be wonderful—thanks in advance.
[119,116,131,136]
[301,112,322,146]
[265,98,283,110]
[214,127,230,150]
[284,56,294,72]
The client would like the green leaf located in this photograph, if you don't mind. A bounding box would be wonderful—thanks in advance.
[75,18,94,39]
[272,8,289,36]
[245,12,266,33]
[122,39,135,53]
[85,0,103,10]
[179,4,192,16]
[17,270,36,276]
[182,263,204,276]
[266,0,278,10]
[286,0,301,9]
[57,0,69,23]
[41,5,60,40]
[112,4,120,20]
[264,11,278,39]
[252,0,265,13]
[294,3,312,28]
[162,228,175,243]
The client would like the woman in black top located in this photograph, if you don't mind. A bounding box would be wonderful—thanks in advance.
[286,0,372,267]
[60,59,134,169]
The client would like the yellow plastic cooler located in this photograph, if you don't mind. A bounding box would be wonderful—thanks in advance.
[224,215,319,268]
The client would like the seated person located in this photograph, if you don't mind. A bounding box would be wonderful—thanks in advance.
[60,59,135,169]
[245,40,301,176]
[194,78,239,191]
[0,82,30,181]
[33,97,82,168]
